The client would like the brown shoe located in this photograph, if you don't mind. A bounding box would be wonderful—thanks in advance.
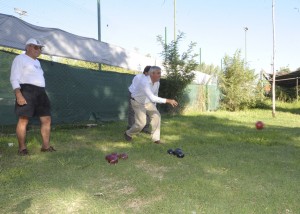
[154,140,162,144]
[41,146,56,152]
[124,132,132,141]
[18,149,28,156]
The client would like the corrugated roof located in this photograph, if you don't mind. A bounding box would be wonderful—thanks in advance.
[268,70,300,88]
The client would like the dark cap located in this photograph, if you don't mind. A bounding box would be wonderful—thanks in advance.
[143,65,151,74]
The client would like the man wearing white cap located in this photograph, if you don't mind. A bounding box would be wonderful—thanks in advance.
[10,38,56,155]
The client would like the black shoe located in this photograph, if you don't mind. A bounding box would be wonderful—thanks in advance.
[124,132,132,141]
[18,149,28,156]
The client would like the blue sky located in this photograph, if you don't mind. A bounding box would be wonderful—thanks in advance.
[1,0,299,73]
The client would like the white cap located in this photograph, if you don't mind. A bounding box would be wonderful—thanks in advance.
[25,38,44,47]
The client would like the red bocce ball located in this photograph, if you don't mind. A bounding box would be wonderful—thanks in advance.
[255,121,264,130]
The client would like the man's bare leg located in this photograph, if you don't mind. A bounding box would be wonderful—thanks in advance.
[16,116,29,151]
[40,116,51,149]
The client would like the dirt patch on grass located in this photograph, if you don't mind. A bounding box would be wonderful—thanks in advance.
[135,160,169,180]
[204,166,228,175]
[126,194,163,212]
[118,185,136,195]
[91,178,136,198]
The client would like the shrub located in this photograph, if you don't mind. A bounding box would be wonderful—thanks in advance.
[219,50,257,111]
[157,32,198,113]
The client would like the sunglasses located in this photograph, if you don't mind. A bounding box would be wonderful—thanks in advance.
[30,45,43,51]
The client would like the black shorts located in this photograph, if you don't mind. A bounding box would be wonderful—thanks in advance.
[15,84,51,118]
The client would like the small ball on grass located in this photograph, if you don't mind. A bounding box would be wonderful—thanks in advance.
[255,121,264,130]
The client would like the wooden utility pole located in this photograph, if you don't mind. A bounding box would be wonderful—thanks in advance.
[165,27,167,50]
[244,27,248,66]
[272,0,276,117]
[174,0,176,41]
[199,48,202,65]
[297,78,299,101]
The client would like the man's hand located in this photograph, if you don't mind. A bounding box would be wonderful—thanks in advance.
[15,89,27,106]
[166,99,178,107]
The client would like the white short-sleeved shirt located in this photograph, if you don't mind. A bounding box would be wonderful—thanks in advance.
[10,53,45,90]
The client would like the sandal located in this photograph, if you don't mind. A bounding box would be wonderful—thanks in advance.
[41,146,56,152]
[18,149,28,156]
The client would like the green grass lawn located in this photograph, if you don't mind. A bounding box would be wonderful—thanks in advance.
[0,104,299,214]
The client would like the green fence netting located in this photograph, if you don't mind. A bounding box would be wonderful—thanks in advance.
[0,51,133,125]
[183,84,220,112]
[0,50,220,126]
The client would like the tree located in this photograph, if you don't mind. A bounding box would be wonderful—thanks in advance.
[219,50,257,111]
[196,63,220,75]
[157,32,198,113]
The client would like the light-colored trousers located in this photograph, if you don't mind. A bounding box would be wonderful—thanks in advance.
[126,99,161,142]
[127,92,150,131]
